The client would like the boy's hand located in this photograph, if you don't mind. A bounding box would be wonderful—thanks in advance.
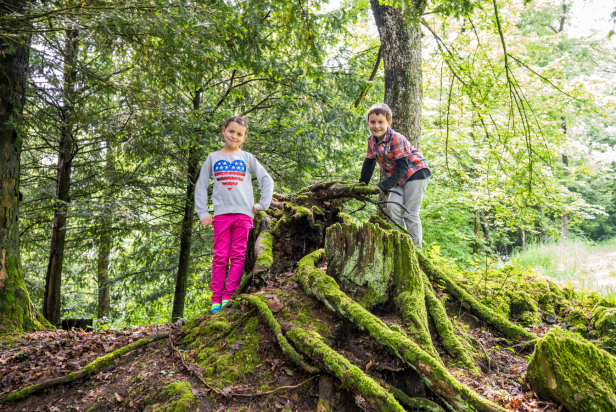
[201,216,213,227]
[252,205,258,213]
[372,185,380,190]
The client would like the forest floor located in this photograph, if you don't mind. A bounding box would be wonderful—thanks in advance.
[0,266,565,412]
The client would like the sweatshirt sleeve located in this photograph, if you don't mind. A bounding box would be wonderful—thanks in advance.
[249,154,274,211]
[194,155,212,220]
[359,157,377,184]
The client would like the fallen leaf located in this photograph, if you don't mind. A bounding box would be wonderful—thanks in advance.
[268,297,284,313]
[114,392,124,402]
[229,340,244,356]
[283,366,294,376]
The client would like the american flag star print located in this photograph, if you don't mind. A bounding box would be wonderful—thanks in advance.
[214,159,246,191]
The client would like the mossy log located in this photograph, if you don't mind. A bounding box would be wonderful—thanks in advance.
[416,250,537,342]
[287,327,407,412]
[0,331,170,403]
[527,330,616,411]
[295,249,505,412]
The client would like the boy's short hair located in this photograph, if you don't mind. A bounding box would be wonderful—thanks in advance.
[367,103,392,122]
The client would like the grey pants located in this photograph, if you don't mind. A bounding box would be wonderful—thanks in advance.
[386,178,429,250]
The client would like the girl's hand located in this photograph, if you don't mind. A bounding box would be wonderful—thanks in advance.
[252,204,258,214]
[372,185,380,190]
[201,216,213,227]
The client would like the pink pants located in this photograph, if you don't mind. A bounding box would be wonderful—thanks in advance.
[211,213,253,304]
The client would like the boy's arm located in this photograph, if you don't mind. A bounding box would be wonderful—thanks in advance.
[249,155,274,211]
[359,157,377,184]
[194,156,212,220]
[376,158,407,191]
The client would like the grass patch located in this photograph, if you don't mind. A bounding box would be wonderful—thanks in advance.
[510,239,616,302]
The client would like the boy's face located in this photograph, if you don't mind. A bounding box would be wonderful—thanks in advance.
[222,121,248,150]
[367,113,392,139]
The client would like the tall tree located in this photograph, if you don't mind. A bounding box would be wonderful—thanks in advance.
[96,138,115,319]
[171,89,201,322]
[0,0,50,333]
[370,0,424,148]
[43,29,79,325]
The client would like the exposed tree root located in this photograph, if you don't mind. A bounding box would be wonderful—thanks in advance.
[295,249,506,412]
[317,374,335,412]
[241,294,320,374]
[416,250,537,342]
[374,377,445,412]
[0,331,171,403]
[391,232,441,363]
[287,327,406,412]
[421,270,480,373]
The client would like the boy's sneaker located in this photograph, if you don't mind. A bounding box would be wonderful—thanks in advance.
[211,303,222,314]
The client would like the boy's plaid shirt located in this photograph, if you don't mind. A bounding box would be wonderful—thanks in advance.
[366,128,429,185]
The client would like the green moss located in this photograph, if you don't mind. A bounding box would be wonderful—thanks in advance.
[242,294,311,368]
[592,306,616,336]
[564,308,589,335]
[84,338,151,375]
[377,379,445,412]
[185,309,262,388]
[144,381,200,412]
[295,250,505,412]
[254,232,273,267]
[288,328,406,412]
[421,270,479,374]
[0,255,53,335]
[526,329,616,411]
[368,215,394,230]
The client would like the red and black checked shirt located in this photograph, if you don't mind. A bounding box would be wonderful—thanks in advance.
[366,128,429,185]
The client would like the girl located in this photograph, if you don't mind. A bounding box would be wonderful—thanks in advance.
[194,116,274,314]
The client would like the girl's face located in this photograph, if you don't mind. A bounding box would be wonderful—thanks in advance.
[221,121,248,151]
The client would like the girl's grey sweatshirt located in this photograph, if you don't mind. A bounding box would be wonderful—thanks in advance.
[194,151,274,220]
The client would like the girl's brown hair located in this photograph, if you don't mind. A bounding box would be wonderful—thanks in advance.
[223,116,249,131]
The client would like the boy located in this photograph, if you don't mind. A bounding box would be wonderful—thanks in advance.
[359,103,431,250]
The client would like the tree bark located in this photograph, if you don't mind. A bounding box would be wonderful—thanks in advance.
[43,29,79,325]
[370,0,423,149]
[96,211,111,318]
[171,89,202,321]
[561,117,569,240]
[96,138,114,318]
[0,0,50,333]
[479,211,493,250]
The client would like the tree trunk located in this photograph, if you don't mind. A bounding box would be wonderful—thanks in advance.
[43,29,79,326]
[96,139,114,318]
[479,211,493,250]
[0,0,51,334]
[561,117,569,240]
[96,230,111,318]
[370,0,423,149]
[171,89,202,321]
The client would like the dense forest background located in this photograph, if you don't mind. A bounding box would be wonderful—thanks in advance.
[4,0,616,328]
